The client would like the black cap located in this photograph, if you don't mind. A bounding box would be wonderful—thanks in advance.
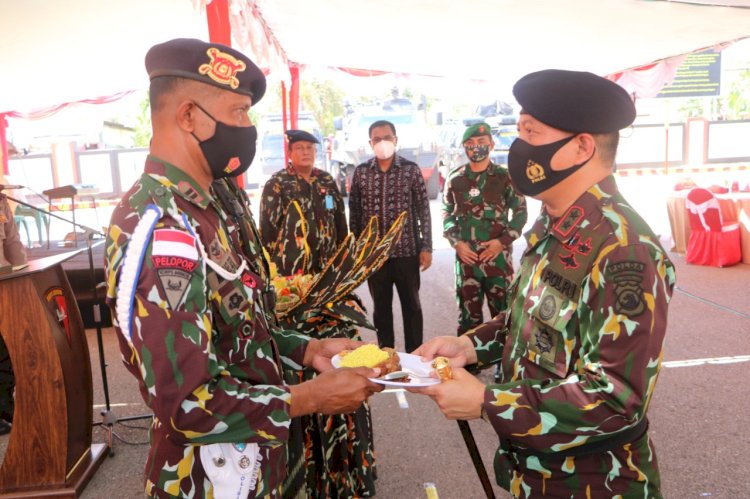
[145,38,266,103]
[512,69,635,133]
[286,129,319,146]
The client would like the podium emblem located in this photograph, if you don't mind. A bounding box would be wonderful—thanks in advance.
[45,287,71,345]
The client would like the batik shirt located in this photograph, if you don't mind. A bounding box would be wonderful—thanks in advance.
[104,157,310,498]
[259,166,347,275]
[442,162,527,257]
[466,175,675,495]
[348,155,432,258]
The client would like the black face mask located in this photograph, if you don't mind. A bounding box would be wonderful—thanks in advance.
[191,102,257,179]
[507,135,593,197]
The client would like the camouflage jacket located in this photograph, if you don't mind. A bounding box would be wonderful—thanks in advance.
[442,162,527,253]
[259,166,347,276]
[466,175,675,492]
[104,157,310,498]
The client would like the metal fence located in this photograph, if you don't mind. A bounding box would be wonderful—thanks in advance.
[8,120,750,193]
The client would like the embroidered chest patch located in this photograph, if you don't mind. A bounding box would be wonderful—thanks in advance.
[528,326,561,370]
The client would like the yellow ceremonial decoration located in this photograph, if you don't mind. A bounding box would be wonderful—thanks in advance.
[270,212,408,321]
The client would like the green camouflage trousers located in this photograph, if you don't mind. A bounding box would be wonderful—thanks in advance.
[455,254,513,335]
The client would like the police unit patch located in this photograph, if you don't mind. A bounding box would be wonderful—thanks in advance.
[156,268,192,310]
[538,294,558,321]
[151,229,199,309]
[534,329,554,353]
[607,260,646,317]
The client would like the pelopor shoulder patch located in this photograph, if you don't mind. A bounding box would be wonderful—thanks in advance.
[607,260,646,317]
[150,229,199,309]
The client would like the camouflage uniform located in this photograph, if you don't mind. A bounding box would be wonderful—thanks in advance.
[467,176,675,497]
[105,157,311,498]
[260,165,377,498]
[259,165,347,276]
[442,162,527,334]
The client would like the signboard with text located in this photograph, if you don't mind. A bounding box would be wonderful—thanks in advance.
[657,49,721,98]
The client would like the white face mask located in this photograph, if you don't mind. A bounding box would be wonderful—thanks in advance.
[373,140,396,160]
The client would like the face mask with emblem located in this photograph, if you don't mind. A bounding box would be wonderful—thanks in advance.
[507,136,593,197]
[464,144,491,163]
[192,102,257,179]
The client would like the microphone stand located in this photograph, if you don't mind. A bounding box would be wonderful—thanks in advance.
[5,195,152,456]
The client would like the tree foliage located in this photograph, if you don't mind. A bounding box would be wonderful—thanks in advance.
[300,79,345,135]
[726,68,750,119]
[133,92,152,148]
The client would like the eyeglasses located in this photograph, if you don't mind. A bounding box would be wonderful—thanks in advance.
[291,144,317,153]
[370,135,396,144]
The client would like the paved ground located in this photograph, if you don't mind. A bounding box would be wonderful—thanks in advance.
[4,176,750,498]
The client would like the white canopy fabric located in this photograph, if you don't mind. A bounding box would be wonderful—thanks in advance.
[248,0,750,89]
[0,0,207,114]
[1,0,750,114]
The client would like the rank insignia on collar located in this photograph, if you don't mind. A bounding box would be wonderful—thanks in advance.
[553,205,584,238]
[178,181,205,204]
[199,48,247,90]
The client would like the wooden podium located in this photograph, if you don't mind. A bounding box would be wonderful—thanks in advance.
[0,250,108,497]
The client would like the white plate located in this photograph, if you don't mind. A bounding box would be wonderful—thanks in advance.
[331,352,440,387]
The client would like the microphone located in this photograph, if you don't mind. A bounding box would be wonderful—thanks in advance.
[0,184,24,190]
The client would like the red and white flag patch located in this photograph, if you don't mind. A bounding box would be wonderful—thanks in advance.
[152,229,199,260]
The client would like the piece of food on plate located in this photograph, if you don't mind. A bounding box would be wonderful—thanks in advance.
[338,345,407,381]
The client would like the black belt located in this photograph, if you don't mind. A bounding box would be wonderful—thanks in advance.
[509,418,649,459]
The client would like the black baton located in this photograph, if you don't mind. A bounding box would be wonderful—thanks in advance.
[457,419,496,499]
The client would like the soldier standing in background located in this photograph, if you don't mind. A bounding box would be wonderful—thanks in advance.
[104,38,381,499]
[442,122,527,335]
[414,70,675,497]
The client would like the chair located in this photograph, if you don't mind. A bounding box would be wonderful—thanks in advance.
[13,204,48,247]
[685,187,741,267]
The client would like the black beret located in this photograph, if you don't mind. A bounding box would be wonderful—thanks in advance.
[512,69,635,133]
[145,38,266,103]
[286,129,319,145]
